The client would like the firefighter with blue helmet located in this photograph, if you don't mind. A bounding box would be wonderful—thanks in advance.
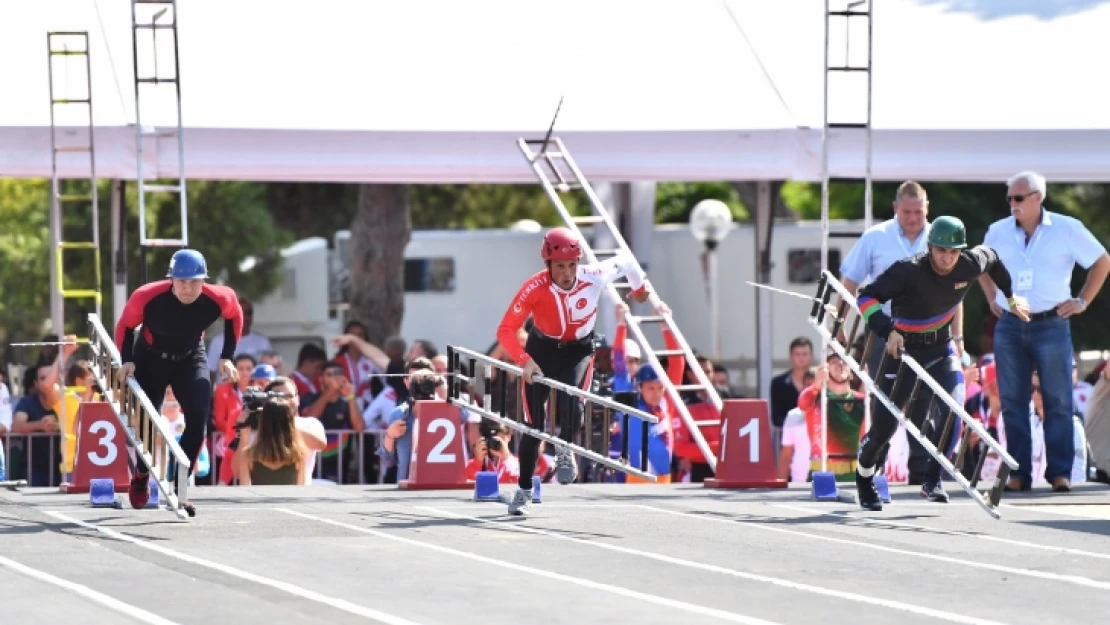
[114,248,244,517]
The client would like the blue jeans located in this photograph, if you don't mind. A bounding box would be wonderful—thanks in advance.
[994,312,1075,484]
[0,445,5,482]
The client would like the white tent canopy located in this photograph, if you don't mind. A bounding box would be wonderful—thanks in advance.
[2,0,1108,183]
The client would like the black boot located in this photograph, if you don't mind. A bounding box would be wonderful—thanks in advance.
[856,470,883,511]
[920,477,949,503]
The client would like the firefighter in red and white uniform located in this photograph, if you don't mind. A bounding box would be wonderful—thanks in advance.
[495,227,668,515]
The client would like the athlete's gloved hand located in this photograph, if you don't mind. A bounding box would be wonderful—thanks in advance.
[116,362,136,384]
[522,357,544,384]
[654,300,672,316]
[218,358,239,383]
[885,331,905,358]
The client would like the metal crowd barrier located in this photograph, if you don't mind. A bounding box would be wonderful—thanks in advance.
[809,271,1019,519]
[445,344,660,482]
[87,314,192,519]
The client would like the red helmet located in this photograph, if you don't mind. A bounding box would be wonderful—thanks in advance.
[541,227,582,262]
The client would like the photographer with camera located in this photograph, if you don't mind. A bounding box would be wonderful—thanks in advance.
[377,363,448,482]
[465,424,519,484]
[298,361,365,483]
[233,395,310,485]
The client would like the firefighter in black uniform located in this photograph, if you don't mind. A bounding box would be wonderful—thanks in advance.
[114,249,244,516]
[853,216,1031,510]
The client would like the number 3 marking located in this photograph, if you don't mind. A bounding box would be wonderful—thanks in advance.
[426,417,457,463]
[88,420,118,467]
[738,418,759,463]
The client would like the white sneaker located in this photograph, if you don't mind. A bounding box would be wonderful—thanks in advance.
[508,487,533,516]
[555,446,579,485]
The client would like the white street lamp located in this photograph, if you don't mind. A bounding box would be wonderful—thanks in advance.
[689,199,734,359]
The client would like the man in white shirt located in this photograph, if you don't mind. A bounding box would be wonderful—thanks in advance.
[207,296,273,376]
[979,170,1110,492]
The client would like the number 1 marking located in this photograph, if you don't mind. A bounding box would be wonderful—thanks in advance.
[738,418,759,463]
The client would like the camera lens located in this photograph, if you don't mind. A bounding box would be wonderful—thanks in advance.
[487,437,502,452]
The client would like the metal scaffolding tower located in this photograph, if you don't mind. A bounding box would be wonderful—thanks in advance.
[131,0,188,280]
[47,31,102,339]
[820,0,873,472]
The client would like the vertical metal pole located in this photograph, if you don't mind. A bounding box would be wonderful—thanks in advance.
[172,2,188,246]
[820,0,832,474]
[708,242,720,360]
[111,180,127,326]
[47,34,65,341]
[85,34,102,321]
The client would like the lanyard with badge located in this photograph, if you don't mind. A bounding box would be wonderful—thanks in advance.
[1013,223,1045,292]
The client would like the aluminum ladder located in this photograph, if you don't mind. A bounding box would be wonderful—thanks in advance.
[820,0,874,472]
[517,135,721,470]
[47,31,103,339]
[131,0,189,280]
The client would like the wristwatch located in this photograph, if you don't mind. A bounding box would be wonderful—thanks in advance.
[1076,297,1088,308]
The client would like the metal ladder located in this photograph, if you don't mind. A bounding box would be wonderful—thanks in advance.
[517,135,721,470]
[131,0,188,280]
[47,31,103,339]
[808,272,1018,519]
[820,0,874,472]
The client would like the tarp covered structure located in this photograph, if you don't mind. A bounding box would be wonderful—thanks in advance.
[2,0,1108,183]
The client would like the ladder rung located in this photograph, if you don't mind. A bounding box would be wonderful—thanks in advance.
[828,10,870,17]
[136,77,179,84]
[631,315,666,323]
[140,129,181,138]
[694,419,722,427]
[142,238,187,247]
[134,24,177,31]
[572,216,605,225]
[142,184,182,193]
[828,123,869,129]
[828,231,864,239]
[653,349,685,357]
[61,290,103,300]
[612,282,632,289]
[49,50,89,56]
[52,99,91,104]
[58,242,97,250]
[827,66,870,73]
[674,384,706,392]
[593,249,621,256]
[54,146,91,153]
[58,194,92,202]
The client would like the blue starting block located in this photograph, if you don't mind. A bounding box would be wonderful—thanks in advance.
[874,474,891,503]
[473,472,501,502]
[90,478,123,509]
[810,471,840,502]
[532,478,542,504]
[146,475,161,509]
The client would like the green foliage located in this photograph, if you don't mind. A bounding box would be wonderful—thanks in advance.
[655,182,749,223]
[0,179,53,353]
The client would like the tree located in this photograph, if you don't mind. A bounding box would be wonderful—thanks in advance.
[349,184,411,345]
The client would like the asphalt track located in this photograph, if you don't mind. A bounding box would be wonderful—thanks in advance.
[1,481,1109,625]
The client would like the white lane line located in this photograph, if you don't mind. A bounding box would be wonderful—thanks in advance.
[417,505,1012,625]
[0,553,183,625]
[46,512,425,625]
[278,508,782,625]
[644,504,1110,590]
[770,503,1110,561]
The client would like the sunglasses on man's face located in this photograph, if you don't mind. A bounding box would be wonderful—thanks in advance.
[1007,192,1039,203]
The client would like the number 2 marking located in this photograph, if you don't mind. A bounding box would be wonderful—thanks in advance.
[88,420,118,467]
[426,417,457,463]
[738,417,759,463]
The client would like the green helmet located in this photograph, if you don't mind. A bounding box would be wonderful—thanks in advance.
[927,216,967,249]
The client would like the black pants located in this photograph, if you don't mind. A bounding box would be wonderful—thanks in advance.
[858,343,957,483]
[518,331,595,490]
[134,343,212,480]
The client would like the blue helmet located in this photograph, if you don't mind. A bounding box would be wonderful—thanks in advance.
[635,364,661,385]
[251,364,277,382]
[167,249,208,280]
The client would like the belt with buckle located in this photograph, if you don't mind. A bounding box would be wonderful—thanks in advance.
[530,328,595,349]
[1027,309,1059,322]
[141,342,194,362]
[901,327,951,347]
